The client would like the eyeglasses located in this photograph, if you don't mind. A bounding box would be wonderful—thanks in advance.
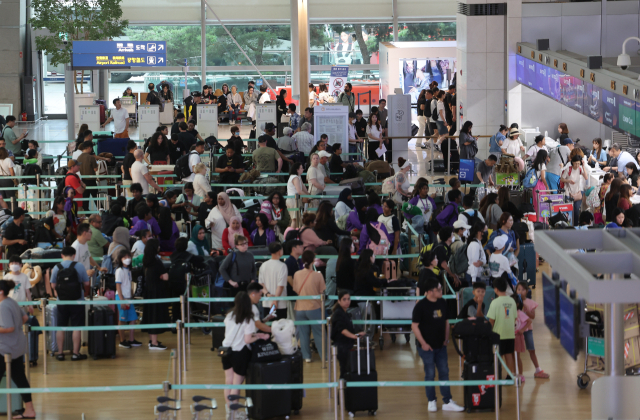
[237,243,248,247]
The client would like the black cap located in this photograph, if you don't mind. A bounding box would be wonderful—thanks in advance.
[264,122,276,131]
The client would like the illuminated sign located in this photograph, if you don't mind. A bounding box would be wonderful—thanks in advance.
[72,41,166,69]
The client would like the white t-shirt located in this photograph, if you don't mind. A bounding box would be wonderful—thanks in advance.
[115,266,133,299]
[287,175,300,196]
[258,259,289,309]
[0,158,14,177]
[72,240,92,271]
[131,240,145,258]
[72,150,83,160]
[45,210,67,237]
[466,240,486,280]
[562,165,584,196]
[183,152,201,183]
[222,313,256,351]
[536,163,547,180]
[5,273,30,303]
[526,144,547,159]
[259,92,270,104]
[502,138,523,156]
[335,201,351,220]
[489,253,511,278]
[111,107,129,134]
[366,125,381,143]
[130,161,149,194]
[437,101,445,120]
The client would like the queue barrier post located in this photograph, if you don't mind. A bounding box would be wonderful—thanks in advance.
[176,321,183,400]
[36,174,41,216]
[321,294,326,370]
[163,380,170,399]
[430,138,434,177]
[332,346,338,419]
[171,348,178,402]
[5,353,11,420]
[493,345,500,420]
[41,299,47,376]
[10,197,15,213]
[24,324,30,383]
[180,295,187,372]
[327,317,332,399]
[339,378,345,420]
[515,350,521,420]
[186,273,192,345]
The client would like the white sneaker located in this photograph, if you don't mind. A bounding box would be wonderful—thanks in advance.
[442,400,465,412]
[305,358,312,363]
[428,401,438,412]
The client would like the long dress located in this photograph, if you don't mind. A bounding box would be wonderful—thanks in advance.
[141,258,171,335]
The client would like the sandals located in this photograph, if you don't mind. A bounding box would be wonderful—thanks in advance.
[534,370,550,379]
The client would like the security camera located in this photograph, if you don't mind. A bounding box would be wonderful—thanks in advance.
[618,53,631,70]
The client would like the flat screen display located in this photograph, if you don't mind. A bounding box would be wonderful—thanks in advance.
[602,90,619,129]
[525,58,536,90]
[619,97,636,137]
[535,62,550,97]
[399,58,456,104]
[548,69,561,101]
[542,273,560,338]
[584,83,604,123]
[516,56,526,85]
[559,290,580,360]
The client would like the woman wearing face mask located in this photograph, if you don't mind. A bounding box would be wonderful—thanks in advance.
[465,221,487,284]
[115,250,140,349]
[4,256,33,315]
[0,280,37,419]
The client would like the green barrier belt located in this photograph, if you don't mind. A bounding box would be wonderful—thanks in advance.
[496,352,515,379]
[0,385,165,394]
[174,383,338,391]
[31,323,176,332]
[344,379,514,388]
[46,298,180,306]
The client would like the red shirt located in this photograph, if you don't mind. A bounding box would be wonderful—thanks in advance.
[64,171,82,200]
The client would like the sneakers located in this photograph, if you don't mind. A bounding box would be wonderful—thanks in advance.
[119,341,131,349]
[149,343,167,351]
[304,359,312,363]
[129,339,142,347]
[71,353,88,361]
[56,354,65,361]
[442,400,465,412]
[428,401,438,412]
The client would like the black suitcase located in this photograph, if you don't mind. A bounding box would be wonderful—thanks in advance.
[246,359,292,420]
[517,242,537,287]
[210,314,225,351]
[282,350,303,414]
[431,159,446,173]
[344,336,378,416]
[463,361,502,413]
[26,316,40,366]
[88,306,117,359]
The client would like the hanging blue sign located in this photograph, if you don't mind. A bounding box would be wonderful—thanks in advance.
[459,159,475,181]
[72,41,167,69]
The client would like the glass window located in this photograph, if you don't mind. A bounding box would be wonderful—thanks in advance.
[122,26,203,66]
[42,54,91,115]
[206,25,291,66]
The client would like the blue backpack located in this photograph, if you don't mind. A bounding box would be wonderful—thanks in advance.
[523,167,539,189]
[101,244,125,275]
[214,252,237,288]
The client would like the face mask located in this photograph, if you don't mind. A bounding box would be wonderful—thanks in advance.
[463,229,470,238]
[122,258,132,266]
[9,264,20,273]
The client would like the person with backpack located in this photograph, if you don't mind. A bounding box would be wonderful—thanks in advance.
[450,219,469,256]
[465,221,487,284]
[178,140,205,184]
[458,194,485,226]
[435,190,462,229]
[50,246,92,361]
[359,208,389,255]
[527,149,550,216]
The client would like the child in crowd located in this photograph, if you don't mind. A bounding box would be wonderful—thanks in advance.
[516,281,550,379]
[115,249,141,349]
[487,277,517,378]
[132,229,151,258]
[457,281,487,319]
[514,295,531,383]
[488,236,513,294]
[159,190,178,209]
[444,178,464,204]
[4,256,33,315]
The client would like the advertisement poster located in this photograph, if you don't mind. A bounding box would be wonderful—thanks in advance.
[539,193,564,219]
[329,66,349,98]
[535,62,550,97]
[548,69,561,101]
[602,90,619,129]
[516,56,526,85]
[552,203,574,226]
[525,58,536,89]
[399,58,456,104]
[497,173,519,186]
[584,83,604,123]
[620,97,637,137]
[459,159,475,181]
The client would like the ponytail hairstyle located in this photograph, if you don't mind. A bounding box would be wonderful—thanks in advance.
[301,250,315,269]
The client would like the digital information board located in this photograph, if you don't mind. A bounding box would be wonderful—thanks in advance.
[516,54,640,141]
[72,41,167,69]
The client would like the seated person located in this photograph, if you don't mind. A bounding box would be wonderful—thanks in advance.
[131,229,151,258]
[215,145,244,184]
[101,203,125,236]
[126,183,146,220]
[222,216,252,255]
[157,207,179,252]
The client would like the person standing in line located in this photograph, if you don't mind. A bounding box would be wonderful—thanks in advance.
[258,242,289,320]
[411,278,464,412]
[338,83,355,113]
[129,150,164,195]
[487,276,518,377]
[1,116,28,157]
[102,98,130,138]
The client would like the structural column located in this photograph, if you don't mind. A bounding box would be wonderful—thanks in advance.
[297,0,309,111]
[0,0,26,118]
[290,0,299,99]
[201,0,207,89]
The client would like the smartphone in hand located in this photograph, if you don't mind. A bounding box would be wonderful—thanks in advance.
[269,304,276,316]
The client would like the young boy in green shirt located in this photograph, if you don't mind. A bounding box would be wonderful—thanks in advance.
[487,276,517,377]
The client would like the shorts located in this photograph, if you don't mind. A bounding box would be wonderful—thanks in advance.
[429,122,437,131]
[116,294,138,323]
[436,120,448,135]
[523,330,535,351]
[499,338,515,356]
[221,346,252,376]
[57,304,85,327]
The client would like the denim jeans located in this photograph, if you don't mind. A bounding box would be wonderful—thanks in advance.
[295,308,325,360]
[417,346,452,403]
[573,199,582,225]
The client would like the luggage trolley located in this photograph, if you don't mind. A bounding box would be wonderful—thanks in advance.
[377,286,416,350]
[577,310,604,389]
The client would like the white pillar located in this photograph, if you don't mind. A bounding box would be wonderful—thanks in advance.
[290,0,300,99]
[201,0,207,90]
[392,0,399,42]
[297,0,309,110]
[65,64,76,141]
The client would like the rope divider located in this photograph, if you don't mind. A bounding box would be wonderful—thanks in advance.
[46,298,180,306]
[31,323,176,332]
[496,352,516,379]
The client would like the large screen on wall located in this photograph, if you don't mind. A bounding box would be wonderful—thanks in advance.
[516,56,526,84]
[399,58,456,104]
[584,83,604,124]
[619,97,637,137]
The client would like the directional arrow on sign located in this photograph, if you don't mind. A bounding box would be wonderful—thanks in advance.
[159,57,164,63]
[159,44,164,51]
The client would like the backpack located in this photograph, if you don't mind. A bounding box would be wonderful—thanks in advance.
[586,185,601,209]
[449,243,469,276]
[214,252,238,288]
[523,166,538,189]
[431,101,439,121]
[381,175,396,194]
[22,163,42,186]
[460,210,479,228]
[174,151,198,180]
[101,244,125,275]
[55,172,79,198]
[55,262,82,301]
[451,317,500,363]
[367,222,389,255]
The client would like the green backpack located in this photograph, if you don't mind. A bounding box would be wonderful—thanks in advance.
[449,243,469,276]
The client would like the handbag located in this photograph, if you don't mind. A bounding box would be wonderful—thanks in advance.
[217,319,240,360]
[571,191,583,201]
[0,163,18,186]
[251,338,282,363]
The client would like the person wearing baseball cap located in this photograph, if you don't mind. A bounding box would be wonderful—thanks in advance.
[65,159,86,206]
[488,235,511,286]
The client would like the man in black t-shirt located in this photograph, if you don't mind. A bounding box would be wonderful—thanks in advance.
[168,136,186,164]
[215,145,244,184]
[198,191,216,227]
[432,226,461,287]
[3,208,27,259]
[175,122,196,151]
[444,85,456,135]
[171,113,185,137]
[354,110,367,139]
[284,240,304,297]
[126,183,146,220]
[412,277,463,412]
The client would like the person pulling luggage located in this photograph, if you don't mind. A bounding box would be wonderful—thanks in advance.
[330,291,364,379]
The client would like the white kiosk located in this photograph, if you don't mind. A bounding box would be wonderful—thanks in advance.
[387,94,412,166]
[314,105,349,153]
[78,105,101,132]
[160,101,174,125]
[197,104,218,140]
[255,104,277,151]
[138,105,160,141]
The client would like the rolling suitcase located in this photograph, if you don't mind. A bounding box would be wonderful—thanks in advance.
[26,316,40,366]
[45,304,74,355]
[88,306,117,359]
[517,243,536,287]
[96,137,130,158]
[345,336,378,416]
[380,259,397,281]
[282,350,304,414]
[246,358,292,420]
[348,335,376,374]
[210,314,225,351]
[463,361,502,412]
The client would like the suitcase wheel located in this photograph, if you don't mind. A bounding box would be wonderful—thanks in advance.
[349,413,355,418]
[368,410,376,416]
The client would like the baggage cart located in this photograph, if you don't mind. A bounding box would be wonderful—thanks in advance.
[377,286,416,350]
[577,310,604,389]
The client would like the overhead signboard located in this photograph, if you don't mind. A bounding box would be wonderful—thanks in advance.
[72,41,167,69]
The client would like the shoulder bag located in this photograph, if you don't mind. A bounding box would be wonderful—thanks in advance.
[216,319,240,360]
